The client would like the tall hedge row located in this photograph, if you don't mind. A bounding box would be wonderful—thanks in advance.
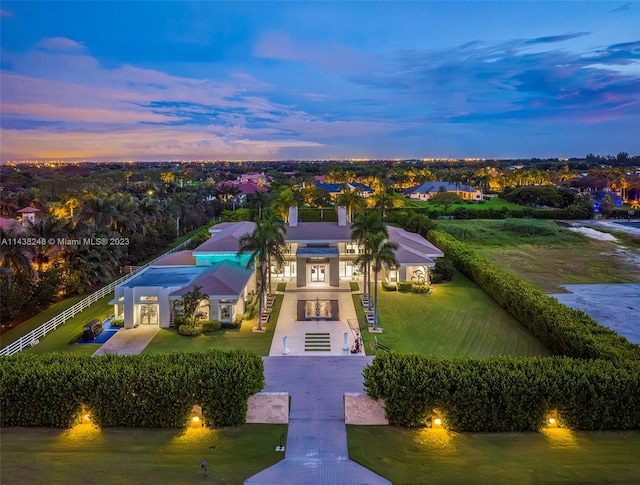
[364,353,640,431]
[427,229,640,362]
[0,349,263,428]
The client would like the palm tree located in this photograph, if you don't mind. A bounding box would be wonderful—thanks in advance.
[0,222,36,280]
[237,218,287,331]
[271,188,297,223]
[336,187,365,223]
[371,190,395,220]
[351,212,387,307]
[368,232,399,331]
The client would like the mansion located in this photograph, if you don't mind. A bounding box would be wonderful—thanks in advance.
[112,207,443,329]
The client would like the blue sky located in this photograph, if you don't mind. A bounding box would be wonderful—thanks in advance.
[1,1,638,161]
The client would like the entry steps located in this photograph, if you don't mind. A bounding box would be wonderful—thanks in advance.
[304,332,331,352]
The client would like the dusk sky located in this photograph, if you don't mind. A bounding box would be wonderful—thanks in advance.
[1,1,639,161]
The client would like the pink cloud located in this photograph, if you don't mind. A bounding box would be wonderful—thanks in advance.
[36,37,86,52]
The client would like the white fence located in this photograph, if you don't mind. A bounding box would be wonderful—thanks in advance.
[0,238,194,356]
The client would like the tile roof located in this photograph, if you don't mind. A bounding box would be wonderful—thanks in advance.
[152,250,196,266]
[404,181,479,194]
[387,226,444,264]
[170,262,253,297]
[348,182,374,193]
[193,221,256,253]
[285,222,353,242]
[315,182,343,193]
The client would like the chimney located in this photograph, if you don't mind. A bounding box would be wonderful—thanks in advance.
[289,206,298,227]
[338,206,347,226]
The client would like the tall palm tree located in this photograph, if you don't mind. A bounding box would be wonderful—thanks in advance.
[368,232,399,331]
[0,222,36,280]
[336,186,365,223]
[351,212,387,306]
[371,190,395,220]
[271,188,297,223]
[237,218,287,331]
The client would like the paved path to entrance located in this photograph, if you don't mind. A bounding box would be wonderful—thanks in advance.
[245,356,389,485]
[92,326,159,356]
[269,282,365,356]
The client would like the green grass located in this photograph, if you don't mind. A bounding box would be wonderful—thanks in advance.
[358,273,550,357]
[435,219,586,247]
[394,193,525,211]
[348,426,640,485]
[17,296,114,356]
[1,424,287,485]
[1,294,84,348]
[434,219,640,292]
[142,294,283,356]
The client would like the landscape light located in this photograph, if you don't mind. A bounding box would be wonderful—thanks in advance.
[434,418,442,426]
[192,416,200,423]
[548,418,555,424]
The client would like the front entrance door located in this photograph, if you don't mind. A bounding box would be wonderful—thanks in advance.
[310,264,325,282]
[139,304,159,325]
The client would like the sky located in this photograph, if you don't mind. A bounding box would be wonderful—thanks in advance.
[1,1,639,161]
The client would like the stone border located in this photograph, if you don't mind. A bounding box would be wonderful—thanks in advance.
[246,392,289,424]
[344,392,388,425]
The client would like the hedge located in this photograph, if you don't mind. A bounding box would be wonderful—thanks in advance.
[0,349,264,428]
[427,229,640,362]
[364,353,640,431]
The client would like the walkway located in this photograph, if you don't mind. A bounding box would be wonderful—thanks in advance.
[245,356,390,485]
[92,325,159,356]
[269,281,365,356]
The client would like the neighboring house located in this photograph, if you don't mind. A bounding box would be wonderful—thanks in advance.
[404,181,483,201]
[112,222,256,329]
[17,207,39,226]
[114,210,444,327]
[314,182,374,200]
[273,206,442,288]
[215,182,266,207]
[239,172,269,186]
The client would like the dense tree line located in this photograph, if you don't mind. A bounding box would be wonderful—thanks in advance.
[0,176,223,325]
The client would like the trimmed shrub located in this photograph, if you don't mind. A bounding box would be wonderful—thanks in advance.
[202,320,222,332]
[178,324,203,336]
[433,257,454,280]
[364,353,640,431]
[110,318,124,327]
[381,281,397,291]
[412,285,430,294]
[429,273,443,284]
[397,282,413,292]
[0,350,264,428]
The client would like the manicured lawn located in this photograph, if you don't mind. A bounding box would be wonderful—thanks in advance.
[0,294,84,348]
[142,294,283,356]
[348,426,640,485]
[395,193,525,211]
[358,273,550,357]
[434,220,640,292]
[1,424,287,485]
[19,296,114,356]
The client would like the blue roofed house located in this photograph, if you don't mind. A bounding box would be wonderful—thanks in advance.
[314,182,374,200]
[404,181,483,201]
